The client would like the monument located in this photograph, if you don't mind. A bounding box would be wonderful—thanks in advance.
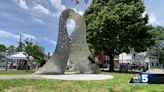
[35,9,100,74]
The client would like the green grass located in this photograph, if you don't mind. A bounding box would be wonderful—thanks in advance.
[0,71,164,92]
[0,70,34,75]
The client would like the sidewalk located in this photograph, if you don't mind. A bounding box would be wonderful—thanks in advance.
[145,69,164,74]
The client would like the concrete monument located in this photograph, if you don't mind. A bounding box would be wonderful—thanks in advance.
[36,9,100,74]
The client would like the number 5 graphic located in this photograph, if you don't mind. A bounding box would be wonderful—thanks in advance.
[142,74,148,83]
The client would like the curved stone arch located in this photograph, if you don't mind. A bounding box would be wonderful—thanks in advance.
[68,10,93,73]
[35,9,72,74]
[35,9,99,74]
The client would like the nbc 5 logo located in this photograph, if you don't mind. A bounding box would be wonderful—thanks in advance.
[141,74,148,83]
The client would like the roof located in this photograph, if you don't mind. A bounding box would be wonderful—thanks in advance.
[138,51,147,56]
[8,52,34,60]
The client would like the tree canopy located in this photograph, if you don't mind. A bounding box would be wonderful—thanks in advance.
[84,0,154,71]
[0,44,6,52]
[23,40,46,67]
[149,26,164,65]
[7,45,16,55]
[23,40,45,61]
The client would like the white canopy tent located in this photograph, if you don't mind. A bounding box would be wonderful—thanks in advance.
[7,52,34,70]
[8,52,34,60]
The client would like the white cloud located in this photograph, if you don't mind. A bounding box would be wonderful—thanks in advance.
[32,4,51,16]
[33,18,44,24]
[72,8,84,15]
[51,0,66,17]
[14,0,29,9]
[49,40,57,45]
[0,30,56,47]
[0,30,36,41]
[51,0,66,12]
[143,12,160,26]
[148,13,159,26]
[0,30,19,39]
[42,38,57,45]
[22,34,36,39]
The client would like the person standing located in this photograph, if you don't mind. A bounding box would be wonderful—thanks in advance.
[88,55,100,74]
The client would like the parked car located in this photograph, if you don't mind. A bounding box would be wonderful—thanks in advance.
[119,63,149,72]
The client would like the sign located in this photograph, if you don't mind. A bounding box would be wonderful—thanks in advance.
[130,73,164,84]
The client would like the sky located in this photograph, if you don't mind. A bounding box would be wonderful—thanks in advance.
[0,0,163,55]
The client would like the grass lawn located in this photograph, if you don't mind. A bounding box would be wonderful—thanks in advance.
[0,71,163,92]
[0,70,34,75]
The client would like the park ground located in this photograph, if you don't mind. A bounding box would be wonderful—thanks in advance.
[0,70,163,92]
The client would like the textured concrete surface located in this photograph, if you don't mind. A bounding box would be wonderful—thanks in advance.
[35,10,71,74]
[68,10,100,74]
[36,9,100,74]
[0,74,113,80]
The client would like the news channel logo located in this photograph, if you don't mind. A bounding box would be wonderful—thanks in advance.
[130,73,148,83]
[130,73,164,84]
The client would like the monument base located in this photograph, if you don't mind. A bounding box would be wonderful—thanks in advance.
[0,74,113,80]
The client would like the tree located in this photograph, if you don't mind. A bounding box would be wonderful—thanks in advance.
[0,44,6,52]
[149,26,164,65]
[84,0,154,71]
[7,45,16,55]
[16,41,24,52]
[23,40,45,67]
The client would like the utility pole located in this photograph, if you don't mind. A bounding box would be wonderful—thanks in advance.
[122,54,123,64]
[17,34,23,52]
[30,38,33,43]
[133,53,135,63]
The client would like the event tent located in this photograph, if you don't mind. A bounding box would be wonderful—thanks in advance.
[8,52,34,60]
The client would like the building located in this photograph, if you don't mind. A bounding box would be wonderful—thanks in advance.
[0,52,7,69]
[95,55,119,68]
[119,51,159,68]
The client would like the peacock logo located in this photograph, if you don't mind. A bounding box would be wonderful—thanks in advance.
[132,73,142,83]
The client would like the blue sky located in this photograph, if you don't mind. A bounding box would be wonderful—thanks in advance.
[0,0,163,54]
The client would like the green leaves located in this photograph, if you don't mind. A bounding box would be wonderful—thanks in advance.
[23,40,45,60]
[150,26,164,64]
[84,0,154,55]
[0,44,6,52]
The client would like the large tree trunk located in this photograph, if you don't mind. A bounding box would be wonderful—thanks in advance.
[109,54,114,72]
[103,48,115,72]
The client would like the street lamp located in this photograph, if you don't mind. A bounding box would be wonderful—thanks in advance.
[133,53,135,63]
[26,56,29,71]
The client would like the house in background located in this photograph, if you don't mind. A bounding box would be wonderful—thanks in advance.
[119,51,159,68]
[0,52,7,70]
[7,52,34,70]
[95,55,119,68]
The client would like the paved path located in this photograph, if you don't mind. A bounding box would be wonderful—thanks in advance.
[41,74,113,80]
[145,69,164,74]
[0,74,113,80]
